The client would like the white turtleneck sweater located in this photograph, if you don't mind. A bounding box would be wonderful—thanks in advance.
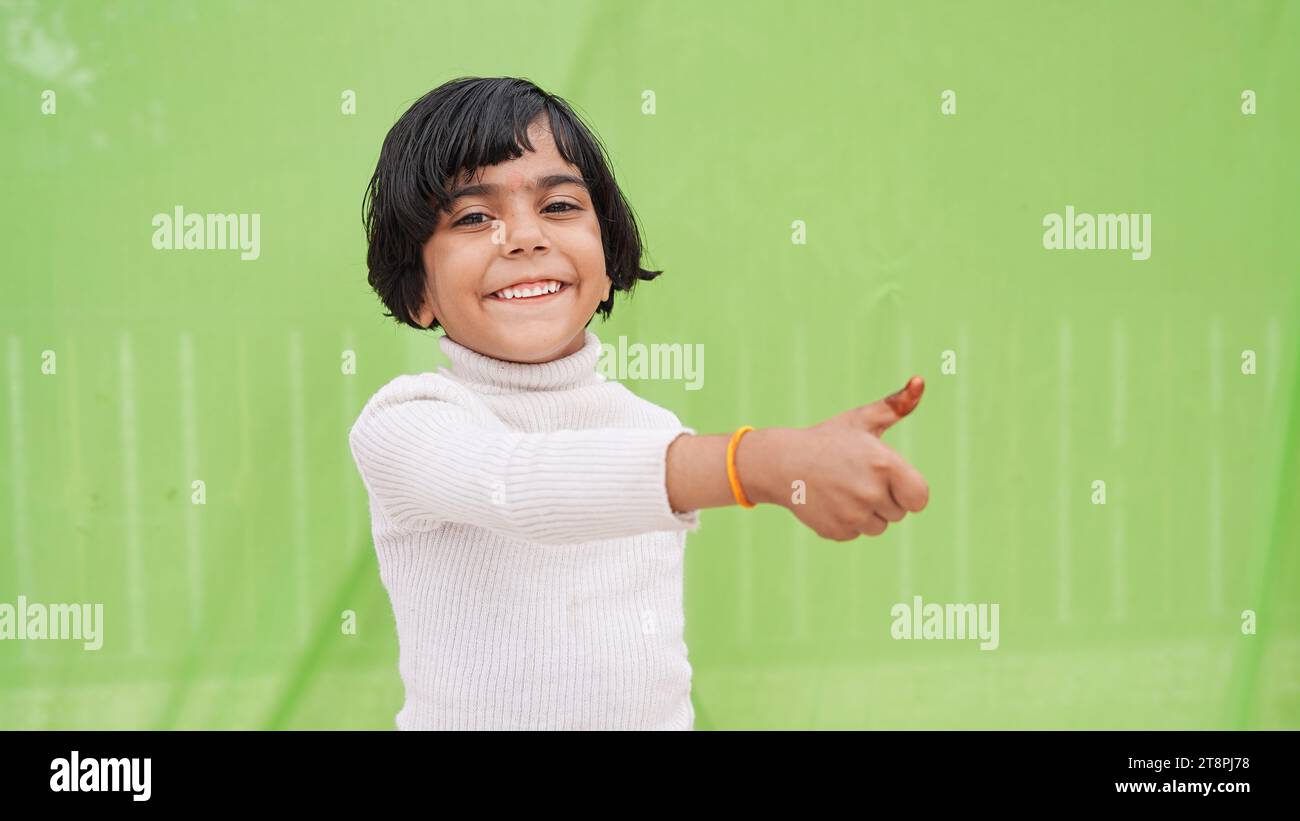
[348,328,703,730]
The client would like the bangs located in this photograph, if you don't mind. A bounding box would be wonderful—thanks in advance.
[419,96,591,215]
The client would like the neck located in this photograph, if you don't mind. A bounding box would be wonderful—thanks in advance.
[438,330,605,393]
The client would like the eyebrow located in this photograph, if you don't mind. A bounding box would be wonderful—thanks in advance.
[448,173,588,203]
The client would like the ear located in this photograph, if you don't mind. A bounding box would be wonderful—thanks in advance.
[602,276,612,302]
[415,274,437,327]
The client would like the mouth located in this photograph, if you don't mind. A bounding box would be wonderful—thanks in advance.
[485,278,571,304]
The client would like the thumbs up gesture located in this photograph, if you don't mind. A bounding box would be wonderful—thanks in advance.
[743,376,930,540]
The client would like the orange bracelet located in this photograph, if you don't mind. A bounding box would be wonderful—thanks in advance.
[727,425,757,509]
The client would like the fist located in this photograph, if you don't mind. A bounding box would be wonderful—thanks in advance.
[778,377,930,541]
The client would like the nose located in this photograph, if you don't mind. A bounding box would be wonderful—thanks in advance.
[496,210,550,258]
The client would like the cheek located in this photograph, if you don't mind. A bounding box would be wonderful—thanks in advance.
[424,240,482,297]
[571,220,606,273]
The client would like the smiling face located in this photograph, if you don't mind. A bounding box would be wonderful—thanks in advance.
[416,116,612,364]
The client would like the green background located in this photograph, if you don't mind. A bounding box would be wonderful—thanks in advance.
[1,0,1296,729]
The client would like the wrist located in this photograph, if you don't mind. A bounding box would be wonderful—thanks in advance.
[734,426,793,507]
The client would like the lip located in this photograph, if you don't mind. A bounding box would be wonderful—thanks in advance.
[485,280,571,304]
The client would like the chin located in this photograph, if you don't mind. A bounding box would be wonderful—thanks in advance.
[496,326,583,363]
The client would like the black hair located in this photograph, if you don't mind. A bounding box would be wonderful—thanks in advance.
[362,76,662,331]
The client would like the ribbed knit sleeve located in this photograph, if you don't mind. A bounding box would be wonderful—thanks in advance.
[348,395,702,545]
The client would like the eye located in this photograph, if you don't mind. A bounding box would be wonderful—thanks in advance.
[453,202,577,227]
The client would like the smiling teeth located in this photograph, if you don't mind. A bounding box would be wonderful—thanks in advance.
[493,280,563,300]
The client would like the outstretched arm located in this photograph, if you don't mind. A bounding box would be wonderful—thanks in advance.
[349,397,700,544]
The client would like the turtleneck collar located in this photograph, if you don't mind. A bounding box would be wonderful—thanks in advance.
[437,329,606,393]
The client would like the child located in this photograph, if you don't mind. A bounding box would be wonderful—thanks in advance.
[350,76,929,730]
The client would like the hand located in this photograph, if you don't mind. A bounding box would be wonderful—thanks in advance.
[751,377,930,541]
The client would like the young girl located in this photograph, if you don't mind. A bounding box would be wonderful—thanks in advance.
[350,76,929,730]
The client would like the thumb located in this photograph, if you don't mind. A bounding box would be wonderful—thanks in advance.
[858,376,925,437]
